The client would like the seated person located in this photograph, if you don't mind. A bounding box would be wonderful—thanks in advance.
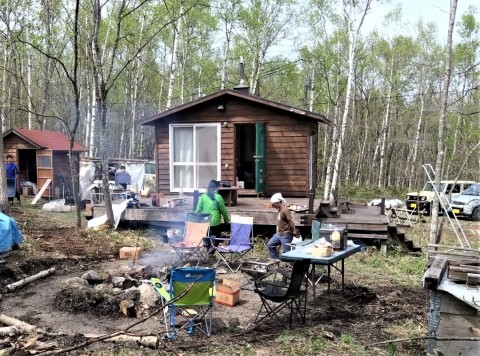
[267,192,300,259]
[115,166,131,190]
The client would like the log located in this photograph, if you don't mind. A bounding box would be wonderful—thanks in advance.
[0,327,18,336]
[0,347,16,356]
[6,268,56,292]
[85,334,159,349]
[0,314,37,334]
[423,256,448,290]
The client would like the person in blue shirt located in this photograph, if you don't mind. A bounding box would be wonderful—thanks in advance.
[195,180,230,256]
[5,155,19,203]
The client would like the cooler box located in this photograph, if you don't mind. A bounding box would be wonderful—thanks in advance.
[318,224,348,250]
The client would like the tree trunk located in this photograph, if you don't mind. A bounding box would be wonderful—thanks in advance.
[430,0,458,245]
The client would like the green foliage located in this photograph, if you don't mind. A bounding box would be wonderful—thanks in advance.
[387,342,397,356]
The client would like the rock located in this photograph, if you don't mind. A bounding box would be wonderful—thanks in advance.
[138,283,159,307]
[60,277,90,288]
[112,276,134,289]
[93,284,109,292]
[111,287,123,295]
[81,270,102,284]
[100,272,112,283]
[123,287,140,300]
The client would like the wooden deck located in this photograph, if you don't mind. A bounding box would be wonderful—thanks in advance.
[92,195,393,248]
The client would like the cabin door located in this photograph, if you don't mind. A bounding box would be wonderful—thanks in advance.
[37,149,53,197]
[234,123,265,194]
[254,123,265,194]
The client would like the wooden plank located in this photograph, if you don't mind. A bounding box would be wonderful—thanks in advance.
[436,312,480,356]
[31,179,52,205]
[448,265,480,282]
[428,244,480,253]
[423,256,448,290]
[348,233,388,240]
[466,273,480,286]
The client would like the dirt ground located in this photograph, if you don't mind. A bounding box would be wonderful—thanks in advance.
[0,204,429,355]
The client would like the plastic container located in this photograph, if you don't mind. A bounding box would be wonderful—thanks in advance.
[318,224,348,250]
[331,228,341,251]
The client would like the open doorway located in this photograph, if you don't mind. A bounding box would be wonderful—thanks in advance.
[235,124,256,190]
[17,149,37,186]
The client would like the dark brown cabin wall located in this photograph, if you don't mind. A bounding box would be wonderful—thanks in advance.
[152,98,320,197]
[3,135,36,161]
[264,120,311,197]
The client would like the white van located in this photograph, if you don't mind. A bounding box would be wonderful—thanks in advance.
[405,180,475,215]
[448,183,480,220]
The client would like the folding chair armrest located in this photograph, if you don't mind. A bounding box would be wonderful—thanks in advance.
[254,279,289,292]
[210,236,229,242]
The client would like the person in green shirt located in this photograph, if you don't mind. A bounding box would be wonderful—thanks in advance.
[195,180,230,256]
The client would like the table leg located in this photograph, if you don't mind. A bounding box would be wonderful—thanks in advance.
[312,265,316,308]
[341,259,345,292]
[327,264,331,291]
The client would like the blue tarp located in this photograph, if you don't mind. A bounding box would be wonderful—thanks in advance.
[0,212,23,253]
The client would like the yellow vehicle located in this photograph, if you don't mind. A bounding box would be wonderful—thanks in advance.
[405,180,475,215]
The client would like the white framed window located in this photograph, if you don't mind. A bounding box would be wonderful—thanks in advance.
[169,123,220,192]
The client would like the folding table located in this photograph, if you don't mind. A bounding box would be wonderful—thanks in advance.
[280,241,362,307]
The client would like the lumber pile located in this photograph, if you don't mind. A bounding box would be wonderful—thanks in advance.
[425,244,480,288]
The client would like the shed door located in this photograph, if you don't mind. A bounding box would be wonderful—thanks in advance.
[255,123,265,194]
[37,150,53,197]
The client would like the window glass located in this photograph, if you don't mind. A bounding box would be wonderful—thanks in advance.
[170,124,219,191]
[38,156,52,167]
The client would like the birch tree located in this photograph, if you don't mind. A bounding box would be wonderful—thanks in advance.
[430,0,458,245]
[328,0,371,197]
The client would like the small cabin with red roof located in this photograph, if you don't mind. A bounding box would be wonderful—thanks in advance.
[3,128,87,197]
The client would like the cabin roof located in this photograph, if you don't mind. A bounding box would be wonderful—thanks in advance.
[140,89,329,125]
[4,128,87,152]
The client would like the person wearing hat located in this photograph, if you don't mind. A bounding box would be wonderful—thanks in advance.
[267,192,300,259]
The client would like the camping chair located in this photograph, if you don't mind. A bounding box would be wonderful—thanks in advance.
[171,213,211,267]
[211,215,254,273]
[253,259,310,329]
[151,267,216,339]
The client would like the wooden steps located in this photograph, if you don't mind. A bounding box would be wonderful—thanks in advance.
[387,224,422,253]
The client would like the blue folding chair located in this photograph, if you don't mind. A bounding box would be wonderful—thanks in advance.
[211,215,254,273]
[151,267,216,339]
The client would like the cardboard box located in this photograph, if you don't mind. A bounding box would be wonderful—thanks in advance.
[119,247,143,260]
[215,278,241,307]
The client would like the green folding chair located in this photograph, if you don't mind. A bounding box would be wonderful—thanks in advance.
[151,267,216,339]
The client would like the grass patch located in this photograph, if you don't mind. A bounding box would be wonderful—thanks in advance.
[347,247,426,287]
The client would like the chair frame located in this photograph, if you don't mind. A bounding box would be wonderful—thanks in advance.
[253,259,310,329]
[211,215,254,273]
[151,267,216,339]
[171,213,211,267]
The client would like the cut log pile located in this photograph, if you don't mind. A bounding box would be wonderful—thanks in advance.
[55,264,162,318]
[424,244,480,289]
[0,264,173,355]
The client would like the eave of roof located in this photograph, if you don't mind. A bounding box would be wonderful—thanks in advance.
[140,89,329,125]
[3,128,87,152]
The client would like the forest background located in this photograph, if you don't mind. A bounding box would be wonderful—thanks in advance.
[0,0,479,204]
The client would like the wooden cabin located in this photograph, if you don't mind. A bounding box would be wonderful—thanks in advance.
[141,87,329,197]
[3,128,87,198]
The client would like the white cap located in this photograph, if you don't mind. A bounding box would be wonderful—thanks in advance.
[270,193,286,204]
